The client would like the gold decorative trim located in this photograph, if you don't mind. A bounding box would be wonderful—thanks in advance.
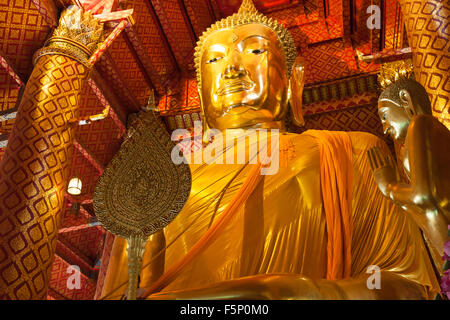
[93,112,192,238]
[47,36,93,57]
[33,46,92,68]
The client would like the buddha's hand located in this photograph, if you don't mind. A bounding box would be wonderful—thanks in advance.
[143,273,429,300]
[367,147,398,198]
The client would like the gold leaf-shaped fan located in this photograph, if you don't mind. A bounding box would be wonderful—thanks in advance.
[93,111,191,299]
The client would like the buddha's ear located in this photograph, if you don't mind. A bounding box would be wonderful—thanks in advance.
[399,89,416,119]
[202,116,211,144]
[289,56,306,127]
[199,94,212,144]
[287,80,292,105]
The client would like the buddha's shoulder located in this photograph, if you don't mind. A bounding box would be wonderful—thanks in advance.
[346,131,387,151]
[283,130,386,153]
[277,133,321,173]
[280,132,318,149]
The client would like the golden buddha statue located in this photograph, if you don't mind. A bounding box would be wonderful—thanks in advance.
[368,61,450,271]
[99,0,440,300]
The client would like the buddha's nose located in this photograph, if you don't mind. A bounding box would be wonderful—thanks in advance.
[222,64,246,80]
[222,51,247,79]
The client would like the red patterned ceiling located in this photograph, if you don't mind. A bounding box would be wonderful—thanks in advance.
[216,0,293,15]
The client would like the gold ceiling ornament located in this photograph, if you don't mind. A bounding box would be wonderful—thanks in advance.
[51,5,104,54]
[194,0,297,92]
[34,6,104,67]
[378,59,414,89]
[93,111,191,299]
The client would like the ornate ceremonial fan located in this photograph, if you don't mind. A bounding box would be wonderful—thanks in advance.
[93,111,191,300]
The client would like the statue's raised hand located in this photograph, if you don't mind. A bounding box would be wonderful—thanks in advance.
[367,146,398,198]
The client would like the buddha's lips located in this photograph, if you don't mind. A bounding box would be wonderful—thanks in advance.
[225,104,254,115]
[216,80,254,96]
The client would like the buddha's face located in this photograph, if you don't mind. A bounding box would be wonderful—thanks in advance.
[377,99,411,143]
[200,23,289,130]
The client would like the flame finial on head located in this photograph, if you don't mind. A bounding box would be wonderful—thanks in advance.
[238,0,258,14]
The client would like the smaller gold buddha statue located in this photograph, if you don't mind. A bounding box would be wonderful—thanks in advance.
[368,60,450,269]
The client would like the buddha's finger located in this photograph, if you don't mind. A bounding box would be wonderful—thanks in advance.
[388,155,399,178]
[373,149,383,169]
[386,155,394,168]
[370,149,378,170]
[367,149,376,170]
[378,148,389,167]
[379,151,388,167]
[367,149,372,167]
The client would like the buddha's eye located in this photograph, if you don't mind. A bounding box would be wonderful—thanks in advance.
[206,57,223,64]
[251,48,266,55]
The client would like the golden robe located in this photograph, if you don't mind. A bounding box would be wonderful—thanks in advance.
[100,130,440,299]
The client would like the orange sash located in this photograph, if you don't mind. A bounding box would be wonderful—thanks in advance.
[304,130,353,280]
[140,131,354,298]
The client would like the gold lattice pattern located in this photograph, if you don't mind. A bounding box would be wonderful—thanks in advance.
[398,0,450,128]
[0,54,88,299]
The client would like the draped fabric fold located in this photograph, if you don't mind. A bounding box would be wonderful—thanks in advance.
[304,130,353,280]
[142,162,264,296]
[99,130,440,300]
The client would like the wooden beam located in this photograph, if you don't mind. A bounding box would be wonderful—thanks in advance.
[148,0,190,70]
[0,50,25,87]
[144,0,180,74]
[59,221,101,234]
[87,77,127,136]
[48,287,69,300]
[73,138,105,174]
[95,52,142,111]
[123,24,166,96]
[56,239,95,274]
[30,0,58,27]
[93,232,114,299]
[89,70,128,123]
[178,0,199,42]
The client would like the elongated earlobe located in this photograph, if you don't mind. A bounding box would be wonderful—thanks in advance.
[199,94,212,144]
[289,66,306,127]
[202,115,211,144]
[287,79,292,103]
[399,89,416,119]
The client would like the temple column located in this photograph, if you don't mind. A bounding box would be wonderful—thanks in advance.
[398,0,450,128]
[0,7,103,299]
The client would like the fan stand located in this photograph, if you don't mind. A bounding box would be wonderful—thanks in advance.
[126,234,148,300]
